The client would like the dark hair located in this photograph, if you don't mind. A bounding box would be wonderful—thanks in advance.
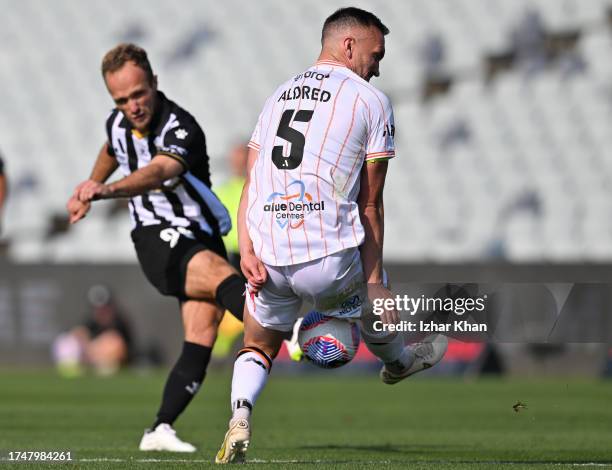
[322,7,389,43]
[101,43,154,84]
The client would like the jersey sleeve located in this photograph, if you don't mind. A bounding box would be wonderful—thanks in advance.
[157,119,206,172]
[365,93,395,162]
[247,110,265,153]
[248,92,277,153]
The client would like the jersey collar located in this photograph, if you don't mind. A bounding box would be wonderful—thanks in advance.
[149,91,172,136]
[315,59,348,69]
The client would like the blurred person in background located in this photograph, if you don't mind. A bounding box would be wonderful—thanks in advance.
[66,43,246,452]
[213,142,248,358]
[215,141,248,271]
[214,141,303,361]
[52,284,132,377]
[215,140,305,361]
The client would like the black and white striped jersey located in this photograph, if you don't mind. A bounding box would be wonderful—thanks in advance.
[105,91,231,236]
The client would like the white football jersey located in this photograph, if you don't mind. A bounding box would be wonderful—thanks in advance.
[247,60,395,266]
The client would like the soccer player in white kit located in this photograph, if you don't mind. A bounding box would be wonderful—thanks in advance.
[215,8,447,463]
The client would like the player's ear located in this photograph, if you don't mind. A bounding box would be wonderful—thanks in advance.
[343,37,355,60]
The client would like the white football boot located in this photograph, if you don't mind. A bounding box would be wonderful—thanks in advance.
[138,423,196,452]
[215,418,251,464]
[380,334,448,385]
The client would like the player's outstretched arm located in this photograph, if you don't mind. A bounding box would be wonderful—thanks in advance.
[238,147,267,292]
[67,143,118,224]
[76,154,183,202]
[358,160,398,325]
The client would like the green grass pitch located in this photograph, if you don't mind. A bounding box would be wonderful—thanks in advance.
[1,369,611,469]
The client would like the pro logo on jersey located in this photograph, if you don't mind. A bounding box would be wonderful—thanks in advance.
[263,180,325,229]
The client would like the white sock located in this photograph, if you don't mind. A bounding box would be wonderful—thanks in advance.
[363,332,414,368]
[368,342,415,373]
[232,399,252,421]
[394,347,416,370]
[230,350,271,420]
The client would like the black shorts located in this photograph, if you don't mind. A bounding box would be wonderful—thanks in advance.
[131,224,227,299]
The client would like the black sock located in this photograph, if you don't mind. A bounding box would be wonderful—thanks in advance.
[151,341,211,429]
[215,274,245,322]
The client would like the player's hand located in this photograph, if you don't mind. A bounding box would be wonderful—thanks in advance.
[368,283,399,326]
[240,251,268,293]
[76,180,112,202]
[66,194,91,224]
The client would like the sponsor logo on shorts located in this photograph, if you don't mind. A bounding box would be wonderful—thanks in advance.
[338,294,363,315]
[263,180,325,229]
[318,278,365,316]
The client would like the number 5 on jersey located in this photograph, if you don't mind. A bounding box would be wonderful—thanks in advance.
[272,109,314,170]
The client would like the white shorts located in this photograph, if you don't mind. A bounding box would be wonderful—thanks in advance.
[247,248,365,332]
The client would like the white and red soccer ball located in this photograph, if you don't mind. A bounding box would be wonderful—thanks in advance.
[297,311,360,369]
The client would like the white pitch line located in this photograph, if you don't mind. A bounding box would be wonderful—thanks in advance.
[74,459,612,466]
[75,458,370,464]
[3,457,611,467]
[78,458,210,462]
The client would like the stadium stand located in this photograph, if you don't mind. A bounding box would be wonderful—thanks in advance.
[1,0,611,262]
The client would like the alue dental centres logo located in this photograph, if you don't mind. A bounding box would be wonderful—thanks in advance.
[264,180,325,229]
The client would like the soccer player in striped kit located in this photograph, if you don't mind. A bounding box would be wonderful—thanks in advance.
[67,44,246,452]
[216,7,447,464]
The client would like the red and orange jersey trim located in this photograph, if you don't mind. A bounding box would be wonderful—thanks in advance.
[365,151,395,161]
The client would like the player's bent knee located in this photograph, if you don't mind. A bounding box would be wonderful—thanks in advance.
[189,250,236,280]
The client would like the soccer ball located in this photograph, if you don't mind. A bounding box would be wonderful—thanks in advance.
[297,311,360,369]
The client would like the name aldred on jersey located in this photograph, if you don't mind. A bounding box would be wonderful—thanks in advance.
[278,85,331,103]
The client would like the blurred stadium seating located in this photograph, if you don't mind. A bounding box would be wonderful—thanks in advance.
[1,0,611,262]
